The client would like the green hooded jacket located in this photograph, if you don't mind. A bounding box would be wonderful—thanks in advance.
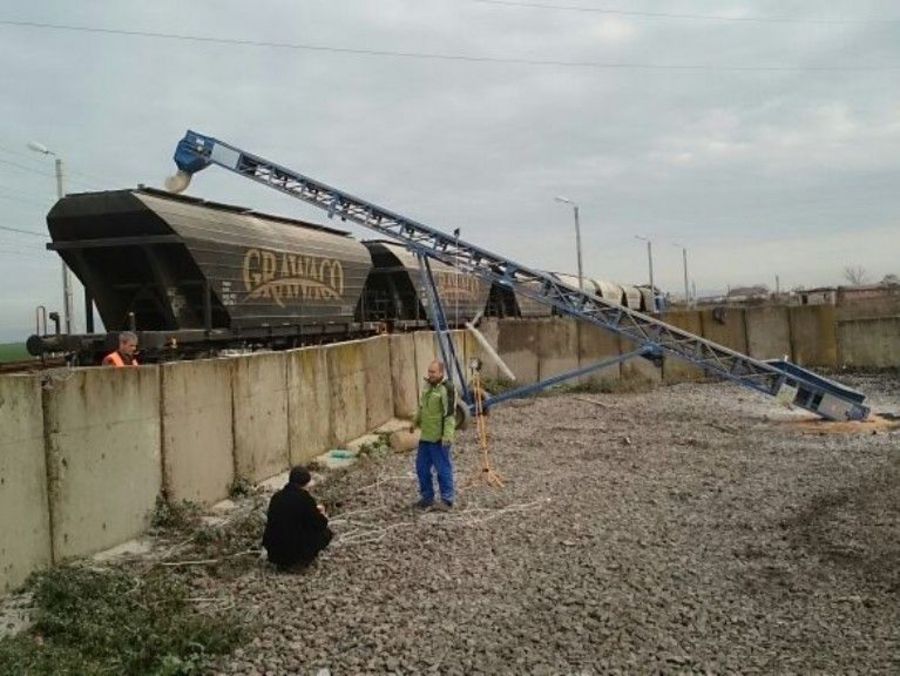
[413,380,456,445]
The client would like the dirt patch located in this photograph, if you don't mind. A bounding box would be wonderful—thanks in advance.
[784,453,900,593]
[781,413,900,435]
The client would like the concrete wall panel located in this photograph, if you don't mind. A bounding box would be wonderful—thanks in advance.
[700,308,748,354]
[835,295,900,321]
[413,332,435,401]
[497,319,539,385]
[161,360,234,505]
[326,341,367,445]
[577,323,622,385]
[287,346,332,465]
[745,306,791,360]
[439,330,470,385]
[469,318,500,381]
[389,334,419,418]
[0,376,51,593]
[837,317,900,368]
[789,305,838,367]
[537,318,579,380]
[233,352,289,483]
[44,367,161,561]
[659,311,706,383]
[620,336,663,384]
[362,336,394,430]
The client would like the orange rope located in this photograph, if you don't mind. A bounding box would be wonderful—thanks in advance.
[469,370,504,488]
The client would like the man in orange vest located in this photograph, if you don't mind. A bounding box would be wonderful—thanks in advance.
[102,331,139,367]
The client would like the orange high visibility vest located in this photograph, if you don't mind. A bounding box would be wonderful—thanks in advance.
[103,351,139,367]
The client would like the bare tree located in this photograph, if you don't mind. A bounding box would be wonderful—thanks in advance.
[881,273,899,286]
[843,265,868,286]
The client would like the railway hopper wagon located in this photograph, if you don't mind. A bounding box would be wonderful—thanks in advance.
[30,188,372,361]
[27,188,506,362]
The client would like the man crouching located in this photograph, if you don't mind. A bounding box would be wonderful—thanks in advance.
[262,466,333,571]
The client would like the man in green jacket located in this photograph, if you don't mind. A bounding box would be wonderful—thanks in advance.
[411,359,456,509]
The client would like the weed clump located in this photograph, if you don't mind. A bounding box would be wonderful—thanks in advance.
[151,496,202,532]
[357,433,392,460]
[0,566,245,675]
[228,477,255,499]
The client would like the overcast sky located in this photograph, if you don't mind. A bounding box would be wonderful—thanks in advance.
[1,0,898,341]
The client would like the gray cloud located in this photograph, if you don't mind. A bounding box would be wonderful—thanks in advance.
[0,0,898,339]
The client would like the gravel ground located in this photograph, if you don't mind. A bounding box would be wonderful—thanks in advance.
[204,377,898,674]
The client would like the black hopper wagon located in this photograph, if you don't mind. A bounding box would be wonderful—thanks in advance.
[28,188,530,363]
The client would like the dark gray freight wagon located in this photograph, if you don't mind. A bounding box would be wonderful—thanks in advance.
[361,241,492,325]
[27,187,552,364]
[31,188,374,359]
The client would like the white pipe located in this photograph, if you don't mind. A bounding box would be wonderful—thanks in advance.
[465,321,516,381]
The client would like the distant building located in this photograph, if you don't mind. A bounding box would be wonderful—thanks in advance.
[837,284,900,303]
[799,287,837,306]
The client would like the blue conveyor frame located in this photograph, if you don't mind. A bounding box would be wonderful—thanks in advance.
[170,130,869,420]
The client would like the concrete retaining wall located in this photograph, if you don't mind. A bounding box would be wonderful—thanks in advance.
[6,300,900,595]
[161,359,235,505]
[326,341,367,445]
[413,332,435,400]
[497,319,540,385]
[745,306,791,361]
[287,346,332,466]
[466,318,500,381]
[232,353,289,484]
[660,311,706,383]
[362,336,394,431]
[44,367,162,561]
[700,308,748,354]
[577,324,622,385]
[620,336,662,384]
[0,376,51,594]
[537,318,579,380]
[837,317,900,368]
[389,334,418,418]
[789,306,838,367]
[836,296,900,321]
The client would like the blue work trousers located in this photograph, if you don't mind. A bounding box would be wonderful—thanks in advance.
[416,440,454,504]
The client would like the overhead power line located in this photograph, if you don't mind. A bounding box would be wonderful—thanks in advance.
[0,19,896,72]
[0,222,48,238]
[0,193,48,209]
[0,155,104,191]
[0,157,53,177]
[469,0,898,24]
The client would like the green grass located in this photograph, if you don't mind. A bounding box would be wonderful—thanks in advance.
[0,342,29,362]
[0,566,245,675]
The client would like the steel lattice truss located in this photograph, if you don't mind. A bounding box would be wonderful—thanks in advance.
[172,131,869,419]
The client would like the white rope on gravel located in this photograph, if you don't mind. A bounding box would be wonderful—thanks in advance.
[331,498,550,548]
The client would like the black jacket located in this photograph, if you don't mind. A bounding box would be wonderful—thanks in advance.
[262,483,332,567]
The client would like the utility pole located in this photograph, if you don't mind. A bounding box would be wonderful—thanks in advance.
[674,242,690,307]
[453,227,461,326]
[29,141,74,334]
[554,196,585,292]
[635,235,655,310]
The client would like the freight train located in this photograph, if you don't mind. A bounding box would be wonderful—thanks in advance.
[26,188,659,363]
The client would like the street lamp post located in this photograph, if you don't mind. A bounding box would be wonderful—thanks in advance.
[673,242,690,307]
[635,235,655,306]
[28,141,74,334]
[554,196,584,292]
